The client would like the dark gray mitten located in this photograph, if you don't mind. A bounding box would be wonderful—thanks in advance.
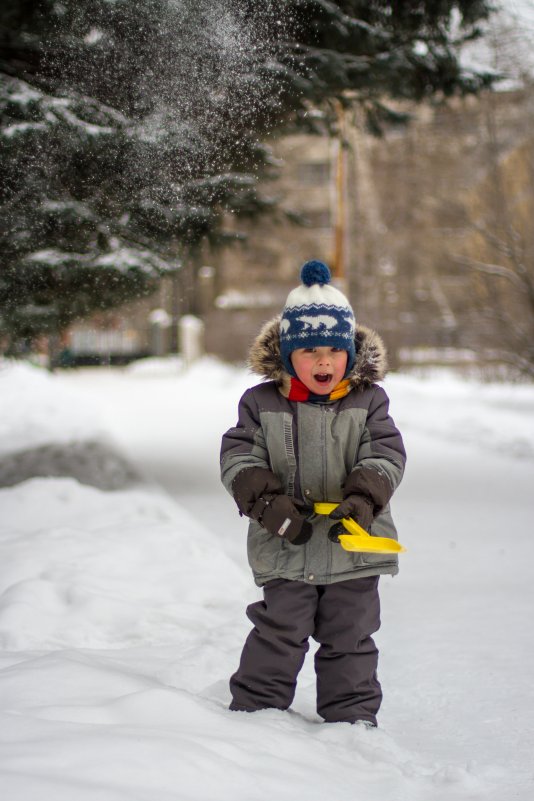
[259,494,312,545]
[329,466,393,541]
[232,467,312,545]
[232,467,283,518]
[329,494,374,530]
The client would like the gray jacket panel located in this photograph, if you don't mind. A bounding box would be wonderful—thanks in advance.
[221,378,405,586]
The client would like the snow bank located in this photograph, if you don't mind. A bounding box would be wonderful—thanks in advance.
[0,360,104,456]
[386,369,534,459]
[0,360,139,489]
[0,477,247,651]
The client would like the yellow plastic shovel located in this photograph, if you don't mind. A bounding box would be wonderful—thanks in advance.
[313,502,407,555]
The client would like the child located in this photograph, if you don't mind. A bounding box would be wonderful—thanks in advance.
[220,260,406,726]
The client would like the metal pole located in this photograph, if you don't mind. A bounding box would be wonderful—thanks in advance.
[332,100,347,292]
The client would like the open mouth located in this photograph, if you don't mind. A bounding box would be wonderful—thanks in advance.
[314,373,332,384]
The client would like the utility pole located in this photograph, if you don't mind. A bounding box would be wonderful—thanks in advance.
[332,100,348,294]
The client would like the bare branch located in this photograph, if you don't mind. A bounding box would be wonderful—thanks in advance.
[450,253,527,291]
[468,218,514,260]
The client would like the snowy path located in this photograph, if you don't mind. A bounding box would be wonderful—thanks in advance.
[1,359,533,800]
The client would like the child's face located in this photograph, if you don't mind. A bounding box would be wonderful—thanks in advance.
[290,347,348,395]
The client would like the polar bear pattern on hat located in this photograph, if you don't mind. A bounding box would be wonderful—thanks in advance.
[279,260,356,378]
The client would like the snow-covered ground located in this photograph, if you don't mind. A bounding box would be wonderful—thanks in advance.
[1,357,533,801]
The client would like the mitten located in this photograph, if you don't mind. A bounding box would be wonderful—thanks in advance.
[232,467,312,545]
[232,467,283,518]
[328,466,393,542]
[258,494,312,545]
[329,493,374,530]
[341,465,394,511]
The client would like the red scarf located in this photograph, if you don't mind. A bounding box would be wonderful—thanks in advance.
[287,377,352,403]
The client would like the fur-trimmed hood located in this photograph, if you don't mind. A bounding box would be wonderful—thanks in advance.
[248,315,388,394]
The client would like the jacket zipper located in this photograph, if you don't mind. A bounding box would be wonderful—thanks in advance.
[321,405,327,501]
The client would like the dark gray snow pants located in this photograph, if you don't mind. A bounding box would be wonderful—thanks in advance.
[229,575,382,725]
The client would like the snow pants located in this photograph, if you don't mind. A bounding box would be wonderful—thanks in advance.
[229,575,382,725]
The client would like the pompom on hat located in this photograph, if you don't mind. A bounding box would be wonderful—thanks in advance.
[280,260,356,377]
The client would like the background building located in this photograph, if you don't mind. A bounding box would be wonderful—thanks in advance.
[65,86,534,374]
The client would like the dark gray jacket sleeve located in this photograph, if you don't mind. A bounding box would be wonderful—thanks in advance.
[220,388,271,495]
[354,386,406,493]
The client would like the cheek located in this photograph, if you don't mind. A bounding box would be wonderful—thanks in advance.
[291,354,310,377]
[337,355,348,375]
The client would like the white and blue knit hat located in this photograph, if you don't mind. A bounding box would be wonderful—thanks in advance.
[280,260,356,377]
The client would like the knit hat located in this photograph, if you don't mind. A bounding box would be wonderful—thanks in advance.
[280,260,356,377]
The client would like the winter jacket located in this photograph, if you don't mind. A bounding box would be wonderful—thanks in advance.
[220,317,406,587]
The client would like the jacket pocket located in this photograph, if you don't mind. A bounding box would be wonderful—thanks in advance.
[330,539,366,574]
[247,520,284,577]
